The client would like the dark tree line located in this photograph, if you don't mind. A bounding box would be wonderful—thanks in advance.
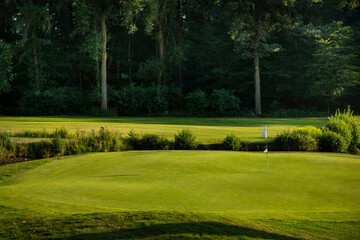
[0,0,359,116]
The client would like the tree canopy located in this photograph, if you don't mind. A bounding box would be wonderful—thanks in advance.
[0,0,359,115]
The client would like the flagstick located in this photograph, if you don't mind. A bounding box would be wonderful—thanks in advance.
[266,137,268,172]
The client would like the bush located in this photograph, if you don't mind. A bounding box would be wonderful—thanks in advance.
[139,133,172,150]
[18,87,87,115]
[209,89,241,116]
[293,126,323,140]
[319,130,348,153]
[274,131,318,151]
[174,129,198,150]
[51,137,65,155]
[27,141,52,159]
[222,134,244,151]
[54,126,69,138]
[325,107,360,153]
[0,131,14,151]
[184,91,208,116]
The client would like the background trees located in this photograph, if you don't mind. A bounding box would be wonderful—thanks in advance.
[0,0,359,116]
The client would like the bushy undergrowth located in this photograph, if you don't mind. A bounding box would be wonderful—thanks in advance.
[273,108,360,153]
[8,126,70,138]
[124,131,173,150]
[222,134,245,151]
[326,107,360,153]
[274,131,319,151]
[174,129,198,150]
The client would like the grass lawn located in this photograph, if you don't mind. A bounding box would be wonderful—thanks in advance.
[0,151,359,239]
[0,116,328,143]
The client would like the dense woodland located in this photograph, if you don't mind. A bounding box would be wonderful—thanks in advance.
[0,0,359,116]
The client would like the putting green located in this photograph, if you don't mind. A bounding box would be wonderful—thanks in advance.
[1,151,359,220]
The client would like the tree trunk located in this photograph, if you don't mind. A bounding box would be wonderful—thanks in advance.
[31,30,40,91]
[101,9,107,111]
[128,34,132,85]
[254,45,261,115]
[157,25,165,86]
[176,0,183,86]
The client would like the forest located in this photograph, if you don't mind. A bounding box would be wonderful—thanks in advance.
[0,0,359,116]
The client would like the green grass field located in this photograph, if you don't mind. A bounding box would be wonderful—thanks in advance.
[0,116,328,143]
[1,151,359,239]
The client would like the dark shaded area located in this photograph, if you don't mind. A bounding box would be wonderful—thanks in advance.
[54,221,302,240]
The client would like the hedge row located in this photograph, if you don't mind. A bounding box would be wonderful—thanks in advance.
[14,86,243,117]
[274,108,360,153]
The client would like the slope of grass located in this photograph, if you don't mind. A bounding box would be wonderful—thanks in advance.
[0,116,328,143]
[0,151,359,239]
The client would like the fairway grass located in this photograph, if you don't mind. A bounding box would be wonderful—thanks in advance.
[0,116,328,143]
[0,151,359,239]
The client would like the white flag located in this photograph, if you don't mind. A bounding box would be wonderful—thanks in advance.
[262,125,267,139]
[264,148,268,153]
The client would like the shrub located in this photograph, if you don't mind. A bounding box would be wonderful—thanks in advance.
[144,86,169,114]
[274,131,318,151]
[319,130,348,153]
[53,126,69,138]
[139,133,172,150]
[325,107,360,153]
[184,91,208,116]
[174,129,198,150]
[27,141,52,159]
[209,89,241,116]
[0,131,14,151]
[51,137,65,155]
[124,130,141,150]
[222,134,244,151]
[293,126,323,140]
[18,87,87,115]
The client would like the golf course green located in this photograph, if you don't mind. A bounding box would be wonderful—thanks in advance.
[1,151,359,239]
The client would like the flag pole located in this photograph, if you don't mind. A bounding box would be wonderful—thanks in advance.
[266,137,268,172]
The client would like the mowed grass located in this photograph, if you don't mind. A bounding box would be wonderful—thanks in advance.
[0,116,328,143]
[1,151,359,239]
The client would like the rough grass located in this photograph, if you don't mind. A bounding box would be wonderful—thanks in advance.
[0,151,359,239]
[0,116,328,143]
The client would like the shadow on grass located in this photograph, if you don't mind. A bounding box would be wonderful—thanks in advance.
[54,221,301,240]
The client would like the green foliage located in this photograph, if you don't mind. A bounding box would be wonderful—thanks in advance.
[274,131,318,151]
[124,130,172,150]
[319,130,348,153]
[184,91,208,116]
[263,109,329,118]
[222,134,244,151]
[51,137,65,155]
[27,141,52,159]
[18,88,87,115]
[0,39,13,95]
[54,126,69,139]
[174,129,198,150]
[326,107,360,153]
[293,126,323,140]
[209,89,241,116]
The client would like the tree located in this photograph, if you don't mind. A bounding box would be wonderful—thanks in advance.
[0,40,13,95]
[229,0,297,115]
[16,2,51,91]
[306,21,360,111]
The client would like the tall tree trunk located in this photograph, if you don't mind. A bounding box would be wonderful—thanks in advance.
[176,0,183,86]
[157,25,165,86]
[254,44,261,115]
[128,34,132,85]
[31,30,40,91]
[101,9,107,111]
